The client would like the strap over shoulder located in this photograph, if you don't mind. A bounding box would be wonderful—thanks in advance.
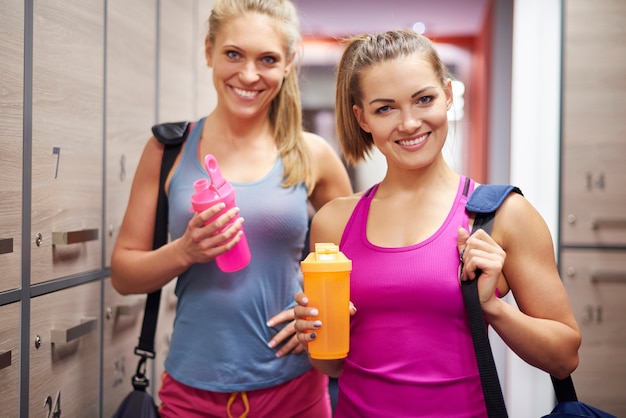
[466,184,523,214]
[151,121,192,146]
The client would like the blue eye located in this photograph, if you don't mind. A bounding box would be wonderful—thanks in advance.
[262,56,278,65]
[226,50,240,60]
[418,96,433,104]
[376,105,392,114]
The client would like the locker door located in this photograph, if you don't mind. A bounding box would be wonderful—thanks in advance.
[102,278,147,418]
[0,0,24,292]
[105,0,157,266]
[561,0,626,247]
[560,250,626,416]
[158,1,196,122]
[30,0,104,284]
[30,282,101,417]
[0,303,20,416]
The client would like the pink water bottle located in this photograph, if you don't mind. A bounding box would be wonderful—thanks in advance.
[190,154,251,272]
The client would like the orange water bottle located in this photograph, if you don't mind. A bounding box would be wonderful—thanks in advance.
[301,243,352,359]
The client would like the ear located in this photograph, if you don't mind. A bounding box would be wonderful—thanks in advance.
[352,104,371,133]
[283,51,296,77]
[445,78,453,110]
[205,37,213,67]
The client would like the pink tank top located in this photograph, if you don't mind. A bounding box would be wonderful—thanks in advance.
[336,176,488,417]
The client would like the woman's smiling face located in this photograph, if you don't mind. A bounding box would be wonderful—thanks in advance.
[352,53,452,169]
[207,12,293,118]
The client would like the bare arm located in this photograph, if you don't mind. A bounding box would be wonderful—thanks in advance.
[459,193,581,379]
[110,137,244,295]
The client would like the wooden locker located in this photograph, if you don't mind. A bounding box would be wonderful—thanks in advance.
[560,0,626,415]
[0,303,20,416]
[561,0,626,246]
[102,278,148,418]
[158,1,197,122]
[105,0,158,267]
[560,250,626,415]
[30,0,104,284]
[29,281,100,417]
[0,0,24,293]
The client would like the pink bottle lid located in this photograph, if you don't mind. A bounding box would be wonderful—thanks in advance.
[204,154,233,198]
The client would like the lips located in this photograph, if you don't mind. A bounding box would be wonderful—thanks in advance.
[232,86,259,99]
[397,132,429,146]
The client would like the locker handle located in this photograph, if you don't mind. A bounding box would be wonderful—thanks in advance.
[591,272,626,284]
[51,317,97,344]
[0,350,11,370]
[591,218,626,230]
[116,299,145,317]
[52,228,99,245]
[0,238,13,254]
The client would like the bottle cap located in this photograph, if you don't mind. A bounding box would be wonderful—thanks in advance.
[205,154,229,194]
[301,243,352,272]
[190,178,220,209]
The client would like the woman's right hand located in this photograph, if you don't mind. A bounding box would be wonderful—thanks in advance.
[293,292,322,350]
[177,202,245,265]
[294,292,357,350]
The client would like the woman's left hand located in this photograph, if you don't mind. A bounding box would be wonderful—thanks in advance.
[457,227,506,307]
[266,308,306,357]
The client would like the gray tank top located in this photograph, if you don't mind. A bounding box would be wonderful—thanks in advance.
[165,117,312,392]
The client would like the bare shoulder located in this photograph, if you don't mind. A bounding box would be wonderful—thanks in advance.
[302,131,339,159]
[302,130,353,210]
[493,192,550,243]
[310,193,363,245]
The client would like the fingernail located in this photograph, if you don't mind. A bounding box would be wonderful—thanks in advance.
[268,340,276,348]
[313,320,322,329]
[309,333,317,340]
[310,308,319,316]
[266,320,273,327]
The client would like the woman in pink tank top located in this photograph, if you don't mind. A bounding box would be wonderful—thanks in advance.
[294,30,581,417]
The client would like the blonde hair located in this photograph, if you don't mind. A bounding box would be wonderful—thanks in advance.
[208,0,313,193]
[335,29,451,165]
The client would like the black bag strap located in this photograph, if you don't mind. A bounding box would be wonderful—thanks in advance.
[461,181,522,417]
[551,375,578,403]
[131,121,192,390]
[461,213,509,417]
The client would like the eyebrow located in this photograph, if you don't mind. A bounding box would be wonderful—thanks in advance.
[367,86,436,105]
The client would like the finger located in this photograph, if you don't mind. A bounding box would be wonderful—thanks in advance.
[296,326,319,345]
[294,304,321,337]
[266,307,294,328]
[457,226,470,258]
[349,301,357,316]
[196,202,227,226]
[458,226,470,281]
[294,292,309,306]
[275,334,304,358]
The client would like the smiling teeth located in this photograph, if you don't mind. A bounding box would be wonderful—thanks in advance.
[398,134,427,146]
[233,87,258,98]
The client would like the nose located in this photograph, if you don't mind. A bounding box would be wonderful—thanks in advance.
[398,109,421,133]
[239,60,260,83]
